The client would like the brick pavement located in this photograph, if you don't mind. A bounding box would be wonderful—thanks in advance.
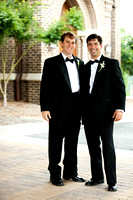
[0,100,133,200]
[0,101,43,126]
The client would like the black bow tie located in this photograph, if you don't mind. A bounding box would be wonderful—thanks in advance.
[90,60,99,65]
[65,57,74,63]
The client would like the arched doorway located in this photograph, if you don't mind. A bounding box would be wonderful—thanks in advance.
[59,2,77,56]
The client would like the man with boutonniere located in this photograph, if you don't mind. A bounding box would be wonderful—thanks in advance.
[80,34,126,192]
[40,31,85,186]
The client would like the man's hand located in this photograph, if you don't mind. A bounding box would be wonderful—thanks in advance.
[42,111,51,122]
[112,110,123,121]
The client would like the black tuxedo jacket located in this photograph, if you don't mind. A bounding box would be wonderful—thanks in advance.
[40,53,84,121]
[80,55,126,123]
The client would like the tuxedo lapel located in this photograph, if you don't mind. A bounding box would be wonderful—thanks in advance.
[87,62,91,79]
[91,55,105,92]
[84,62,91,92]
[73,56,79,70]
[59,54,72,91]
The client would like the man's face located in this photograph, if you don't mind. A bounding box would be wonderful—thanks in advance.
[87,38,102,59]
[61,36,76,57]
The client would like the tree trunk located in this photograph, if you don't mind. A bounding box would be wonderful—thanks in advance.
[3,93,7,107]
[3,81,7,107]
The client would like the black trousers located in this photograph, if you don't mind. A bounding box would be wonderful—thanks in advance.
[84,119,116,185]
[48,92,81,180]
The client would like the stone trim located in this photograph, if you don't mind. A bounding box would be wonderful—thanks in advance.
[0,73,42,81]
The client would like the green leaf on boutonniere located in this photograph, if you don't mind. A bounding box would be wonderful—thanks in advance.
[77,59,81,69]
[98,61,105,72]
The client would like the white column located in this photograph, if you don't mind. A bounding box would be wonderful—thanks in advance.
[81,36,89,64]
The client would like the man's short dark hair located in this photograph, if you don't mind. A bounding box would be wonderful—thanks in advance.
[61,31,77,43]
[86,34,102,45]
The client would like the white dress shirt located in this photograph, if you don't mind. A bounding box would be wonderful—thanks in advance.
[89,55,102,93]
[61,52,80,93]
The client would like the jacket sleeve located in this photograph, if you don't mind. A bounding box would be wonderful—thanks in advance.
[40,59,52,112]
[111,59,126,111]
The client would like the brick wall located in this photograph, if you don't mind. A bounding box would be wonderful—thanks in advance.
[0,80,15,101]
[111,0,121,61]
[21,81,40,104]
[22,42,42,74]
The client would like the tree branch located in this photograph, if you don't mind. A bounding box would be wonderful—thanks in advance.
[0,80,4,97]
[6,40,38,84]
[1,39,7,84]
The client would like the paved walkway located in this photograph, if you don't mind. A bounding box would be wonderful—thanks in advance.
[0,100,133,200]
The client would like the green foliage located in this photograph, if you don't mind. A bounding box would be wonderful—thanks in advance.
[43,6,85,45]
[121,67,129,88]
[0,0,43,44]
[121,28,133,75]
[0,2,84,45]
[42,20,68,45]
[64,6,84,31]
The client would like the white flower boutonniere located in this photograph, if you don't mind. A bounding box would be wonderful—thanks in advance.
[77,59,80,69]
[98,61,105,72]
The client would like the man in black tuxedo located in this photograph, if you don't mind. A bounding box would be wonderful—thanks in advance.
[80,34,126,191]
[40,32,85,186]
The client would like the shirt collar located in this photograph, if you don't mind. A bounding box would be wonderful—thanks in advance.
[61,52,73,60]
[91,54,102,61]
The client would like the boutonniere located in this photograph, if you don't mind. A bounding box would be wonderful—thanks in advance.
[98,61,105,72]
[77,59,80,69]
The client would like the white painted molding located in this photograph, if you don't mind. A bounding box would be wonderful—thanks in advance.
[0,73,16,80]
[21,73,42,81]
[0,73,42,81]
